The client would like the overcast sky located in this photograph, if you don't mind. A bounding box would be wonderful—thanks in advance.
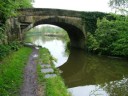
[33,0,113,13]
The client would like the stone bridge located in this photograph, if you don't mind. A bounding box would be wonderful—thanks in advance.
[7,8,86,48]
[7,8,87,48]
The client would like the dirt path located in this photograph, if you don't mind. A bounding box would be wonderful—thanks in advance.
[20,47,38,96]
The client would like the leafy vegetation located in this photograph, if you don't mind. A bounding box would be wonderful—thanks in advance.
[81,12,108,33]
[0,41,22,60]
[0,0,33,23]
[0,44,11,59]
[0,25,7,44]
[81,12,117,34]
[86,14,128,57]
[37,48,71,96]
[0,0,33,60]
[0,47,32,96]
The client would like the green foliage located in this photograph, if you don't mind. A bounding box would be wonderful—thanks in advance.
[81,12,121,34]
[46,77,71,96]
[0,25,6,44]
[39,48,54,64]
[9,41,22,51]
[81,12,109,33]
[0,41,22,60]
[0,26,4,36]
[95,18,120,54]
[0,0,33,45]
[0,0,33,23]
[86,32,99,53]
[17,0,34,8]
[0,47,32,96]
[0,44,10,59]
[86,15,128,57]
[111,32,128,56]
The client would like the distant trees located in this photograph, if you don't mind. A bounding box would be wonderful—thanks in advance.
[28,25,67,36]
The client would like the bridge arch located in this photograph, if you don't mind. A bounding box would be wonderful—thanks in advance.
[23,16,85,48]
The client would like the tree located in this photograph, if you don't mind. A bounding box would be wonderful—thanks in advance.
[0,0,34,23]
[109,0,128,14]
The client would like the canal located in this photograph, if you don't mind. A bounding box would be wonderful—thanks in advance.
[26,34,128,96]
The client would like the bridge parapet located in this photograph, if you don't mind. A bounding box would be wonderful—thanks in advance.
[17,8,82,17]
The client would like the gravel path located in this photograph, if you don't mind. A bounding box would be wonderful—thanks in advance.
[20,47,38,96]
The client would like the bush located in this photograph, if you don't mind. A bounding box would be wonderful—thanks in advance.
[86,32,99,53]
[9,41,22,51]
[0,41,22,60]
[86,16,128,57]
[0,44,10,59]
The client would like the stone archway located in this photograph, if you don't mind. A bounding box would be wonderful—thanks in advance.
[7,8,86,49]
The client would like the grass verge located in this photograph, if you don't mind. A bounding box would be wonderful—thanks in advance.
[37,47,71,96]
[0,47,32,96]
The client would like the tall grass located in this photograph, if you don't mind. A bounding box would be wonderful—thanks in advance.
[0,47,32,96]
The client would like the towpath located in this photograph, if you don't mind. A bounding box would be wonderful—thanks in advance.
[20,47,39,96]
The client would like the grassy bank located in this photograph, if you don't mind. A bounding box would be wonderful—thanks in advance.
[0,47,32,96]
[37,48,71,96]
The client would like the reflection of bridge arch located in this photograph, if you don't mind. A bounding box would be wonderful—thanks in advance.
[58,49,94,88]
[59,49,128,88]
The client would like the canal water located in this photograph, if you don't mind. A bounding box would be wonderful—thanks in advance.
[27,35,128,96]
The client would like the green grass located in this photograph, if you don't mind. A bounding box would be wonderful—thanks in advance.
[39,48,54,64]
[45,77,71,96]
[38,47,71,96]
[0,47,32,96]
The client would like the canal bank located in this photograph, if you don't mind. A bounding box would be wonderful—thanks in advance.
[0,46,70,96]
[29,35,128,96]
[37,47,71,96]
[0,47,32,96]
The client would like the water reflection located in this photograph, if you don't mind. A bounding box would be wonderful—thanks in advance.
[59,48,128,96]
[25,34,128,96]
[102,77,128,96]
[69,85,107,96]
[32,36,68,67]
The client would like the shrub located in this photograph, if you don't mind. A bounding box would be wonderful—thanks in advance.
[0,44,11,59]
[0,41,22,60]
[9,41,22,51]
[86,15,128,57]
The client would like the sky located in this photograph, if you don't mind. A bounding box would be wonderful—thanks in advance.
[33,0,113,13]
